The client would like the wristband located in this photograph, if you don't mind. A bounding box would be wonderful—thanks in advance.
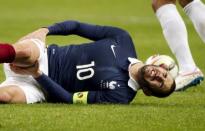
[73,91,88,104]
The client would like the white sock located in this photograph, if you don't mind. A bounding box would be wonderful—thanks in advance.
[184,0,205,43]
[156,4,196,73]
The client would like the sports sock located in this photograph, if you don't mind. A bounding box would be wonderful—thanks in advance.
[0,43,16,63]
[156,4,196,73]
[184,0,205,43]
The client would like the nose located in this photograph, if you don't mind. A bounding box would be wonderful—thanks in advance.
[151,68,161,78]
[145,66,154,76]
[157,72,166,81]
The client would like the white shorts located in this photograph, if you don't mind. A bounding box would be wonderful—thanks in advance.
[0,39,48,104]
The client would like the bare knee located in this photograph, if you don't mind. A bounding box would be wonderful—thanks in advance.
[13,39,40,67]
[178,0,194,8]
[14,45,31,59]
[0,92,12,103]
[0,86,26,104]
[152,0,176,12]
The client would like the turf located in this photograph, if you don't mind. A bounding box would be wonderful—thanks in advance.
[0,0,205,131]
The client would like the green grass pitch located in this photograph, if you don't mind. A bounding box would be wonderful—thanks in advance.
[0,0,205,130]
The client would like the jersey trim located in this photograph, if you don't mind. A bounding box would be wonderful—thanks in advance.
[128,57,142,91]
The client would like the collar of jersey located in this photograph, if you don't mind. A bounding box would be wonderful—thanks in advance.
[128,57,141,91]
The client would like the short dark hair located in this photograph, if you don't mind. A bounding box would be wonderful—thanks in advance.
[137,65,176,98]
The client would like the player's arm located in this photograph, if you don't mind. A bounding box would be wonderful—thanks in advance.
[46,20,129,41]
[10,64,133,104]
[10,62,73,103]
[35,73,134,104]
[35,73,74,103]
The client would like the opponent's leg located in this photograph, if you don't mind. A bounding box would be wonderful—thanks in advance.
[152,0,176,11]
[152,0,204,91]
[0,44,15,63]
[179,0,205,43]
[0,86,26,103]
[0,39,40,67]
[152,0,196,73]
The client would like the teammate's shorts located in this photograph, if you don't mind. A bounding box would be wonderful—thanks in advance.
[0,39,48,103]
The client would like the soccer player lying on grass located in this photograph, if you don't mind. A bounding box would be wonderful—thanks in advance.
[0,20,175,104]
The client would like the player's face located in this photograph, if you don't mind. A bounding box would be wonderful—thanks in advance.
[143,65,174,91]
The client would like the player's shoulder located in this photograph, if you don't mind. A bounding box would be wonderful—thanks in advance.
[118,28,132,38]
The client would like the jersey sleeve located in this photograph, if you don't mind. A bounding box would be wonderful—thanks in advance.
[35,73,73,103]
[47,20,129,41]
[35,73,135,104]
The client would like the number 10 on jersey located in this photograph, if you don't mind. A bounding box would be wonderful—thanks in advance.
[76,61,95,80]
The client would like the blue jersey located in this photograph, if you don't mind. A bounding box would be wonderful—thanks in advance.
[36,21,139,104]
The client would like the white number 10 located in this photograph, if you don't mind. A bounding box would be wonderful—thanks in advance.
[76,61,95,80]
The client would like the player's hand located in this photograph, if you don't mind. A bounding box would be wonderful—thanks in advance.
[17,28,49,44]
[10,62,42,78]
